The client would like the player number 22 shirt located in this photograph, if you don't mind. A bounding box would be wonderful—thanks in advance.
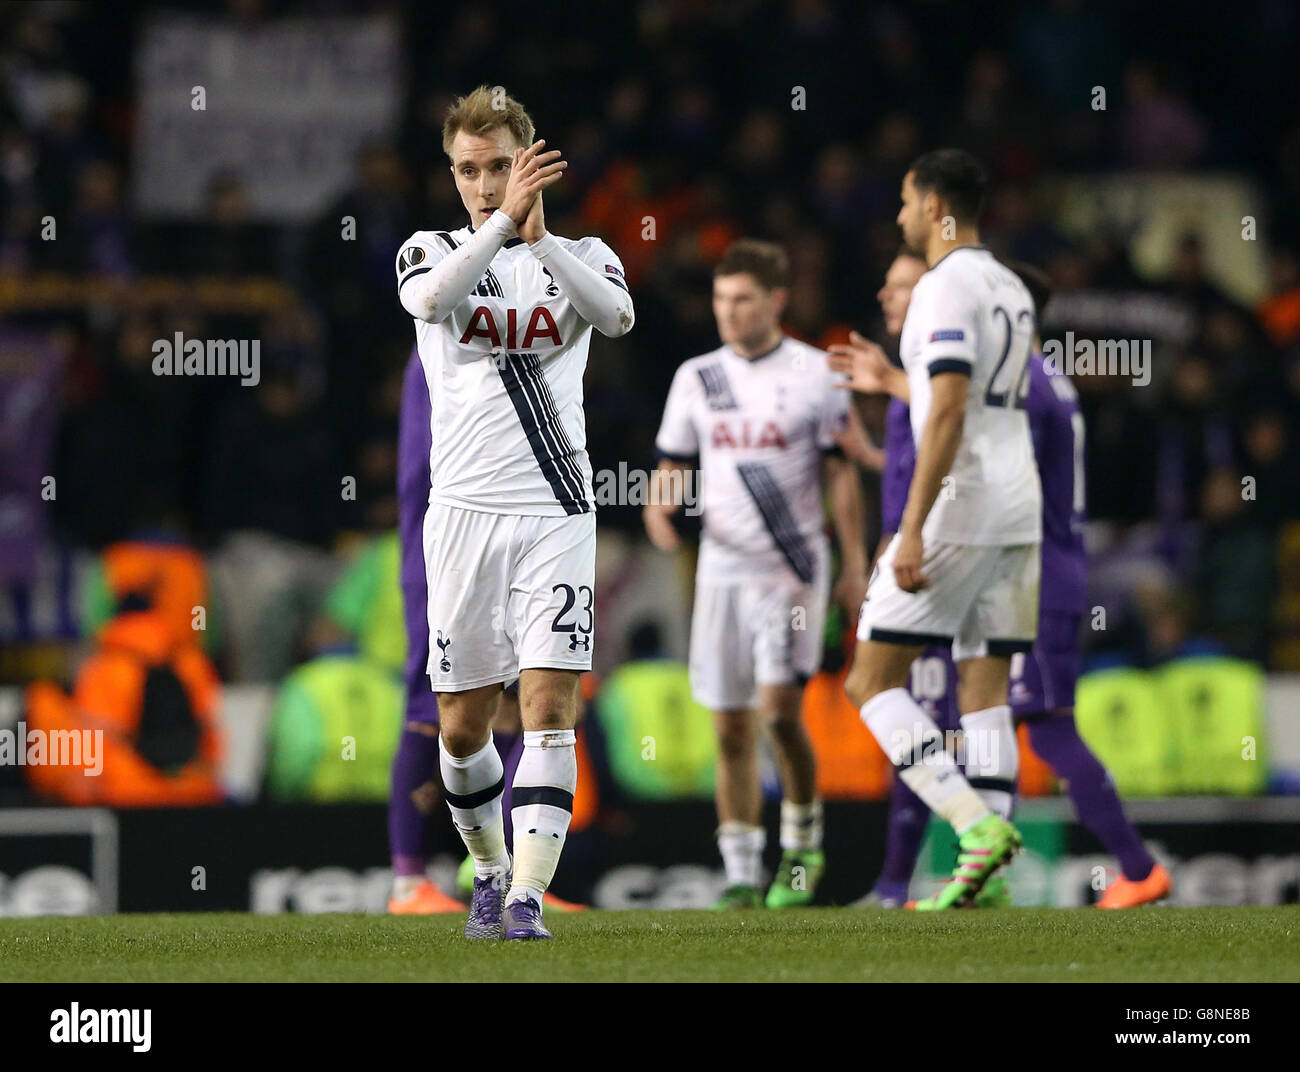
[899,247,1042,546]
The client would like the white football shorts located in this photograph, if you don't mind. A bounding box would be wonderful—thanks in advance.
[423,502,595,690]
[688,565,829,710]
[856,538,1039,660]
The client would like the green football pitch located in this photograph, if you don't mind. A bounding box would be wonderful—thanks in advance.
[1,907,1297,983]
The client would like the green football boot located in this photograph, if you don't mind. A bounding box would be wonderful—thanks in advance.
[765,848,826,908]
[971,873,1012,908]
[911,815,1022,911]
[712,884,764,909]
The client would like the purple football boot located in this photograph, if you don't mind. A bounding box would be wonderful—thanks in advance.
[464,872,509,940]
[502,895,553,941]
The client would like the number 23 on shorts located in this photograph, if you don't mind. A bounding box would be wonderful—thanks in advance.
[551,584,594,648]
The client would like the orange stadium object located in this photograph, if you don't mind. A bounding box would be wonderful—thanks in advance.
[1016,722,1057,797]
[101,542,211,649]
[25,609,224,807]
[802,662,892,800]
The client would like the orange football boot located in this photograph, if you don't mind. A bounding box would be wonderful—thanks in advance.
[388,879,465,915]
[1096,863,1172,909]
[542,891,588,912]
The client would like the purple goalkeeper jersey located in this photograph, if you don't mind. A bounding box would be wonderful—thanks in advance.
[880,353,1087,616]
[1023,353,1087,614]
[398,348,437,719]
[398,347,432,561]
[880,396,915,536]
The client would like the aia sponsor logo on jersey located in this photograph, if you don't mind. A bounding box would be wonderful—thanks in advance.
[710,420,787,449]
[459,306,563,349]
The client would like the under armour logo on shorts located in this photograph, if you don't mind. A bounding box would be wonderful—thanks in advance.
[569,634,590,652]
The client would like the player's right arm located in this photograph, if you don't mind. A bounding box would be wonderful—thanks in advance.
[396,214,515,323]
[893,278,980,592]
[645,362,701,552]
[828,332,909,470]
[828,331,910,402]
[645,459,689,551]
[896,371,966,590]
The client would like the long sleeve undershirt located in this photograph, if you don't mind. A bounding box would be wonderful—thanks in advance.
[528,231,635,337]
[399,210,515,323]
[401,214,634,337]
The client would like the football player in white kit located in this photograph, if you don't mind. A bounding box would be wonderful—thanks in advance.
[396,86,634,940]
[837,150,1038,910]
[645,240,867,909]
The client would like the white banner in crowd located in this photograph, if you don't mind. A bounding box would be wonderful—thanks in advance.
[133,14,401,221]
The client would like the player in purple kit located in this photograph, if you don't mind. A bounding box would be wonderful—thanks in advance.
[834,258,1172,909]
[388,347,527,914]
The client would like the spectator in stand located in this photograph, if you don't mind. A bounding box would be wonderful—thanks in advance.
[1155,355,1235,533]
[59,159,132,276]
[202,331,338,549]
[192,172,272,276]
[1196,467,1277,660]
[1118,60,1209,169]
[1258,247,1300,349]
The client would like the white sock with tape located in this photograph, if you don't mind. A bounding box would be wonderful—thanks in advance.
[861,687,990,835]
[508,728,577,906]
[960,705,1019,819]
[439,734,510,879]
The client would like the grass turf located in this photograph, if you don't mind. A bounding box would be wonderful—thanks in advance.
[1,907,1296,983]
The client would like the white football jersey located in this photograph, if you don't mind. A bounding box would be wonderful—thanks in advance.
[396,226,628,515]
[900,247,1042,545]
[655,337,848,586]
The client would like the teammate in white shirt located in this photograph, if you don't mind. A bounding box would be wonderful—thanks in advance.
[832,150,1037,910]
[645,240,867,910]
[396,86,634,940]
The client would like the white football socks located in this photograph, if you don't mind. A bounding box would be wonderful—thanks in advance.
[508,728,577,906]
[779,799,823,851]
[860,687,989,835]
[439,734,510,880]
[717,822,766,887]
[960,705,1019,820]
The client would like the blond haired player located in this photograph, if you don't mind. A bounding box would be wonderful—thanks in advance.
[396,86,634,940]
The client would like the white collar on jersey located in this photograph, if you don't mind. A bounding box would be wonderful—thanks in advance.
[928,244,990,270]
[724,335,786,363]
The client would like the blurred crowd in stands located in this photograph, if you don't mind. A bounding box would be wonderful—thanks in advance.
[4,0,1300,709]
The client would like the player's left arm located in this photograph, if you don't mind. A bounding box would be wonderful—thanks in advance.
[646,362,701,552]
[528,235,635,337]
[823,452,869,612]
[835,402,884,472]
[817,372,869,607]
